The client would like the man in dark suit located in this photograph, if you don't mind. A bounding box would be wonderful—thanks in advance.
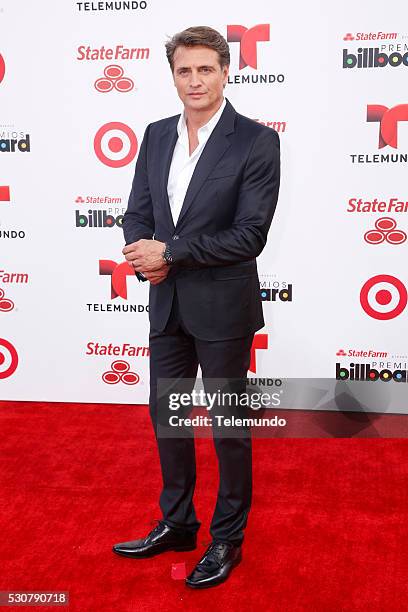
[112,26,280,588]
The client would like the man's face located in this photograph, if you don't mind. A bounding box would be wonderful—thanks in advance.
[172,45,229,114]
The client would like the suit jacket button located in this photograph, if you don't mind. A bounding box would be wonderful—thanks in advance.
[172,235,179,240]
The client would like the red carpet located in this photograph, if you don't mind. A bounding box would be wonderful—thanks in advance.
[0,401,407,611]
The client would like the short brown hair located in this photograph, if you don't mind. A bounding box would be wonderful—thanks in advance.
[165,26,230,72]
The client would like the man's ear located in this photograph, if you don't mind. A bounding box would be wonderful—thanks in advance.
[222,65,229,86]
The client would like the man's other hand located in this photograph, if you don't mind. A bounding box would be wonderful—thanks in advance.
[123,239,166,272]
[142,267,170,285]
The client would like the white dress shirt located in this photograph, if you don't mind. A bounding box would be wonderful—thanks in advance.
[167,98,227,226]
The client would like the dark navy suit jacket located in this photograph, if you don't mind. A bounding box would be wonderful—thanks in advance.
[122,99,280,340]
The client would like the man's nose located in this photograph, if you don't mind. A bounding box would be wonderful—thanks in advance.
[189,71,202,87]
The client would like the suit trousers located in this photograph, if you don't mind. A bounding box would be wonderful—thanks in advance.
[148,286,254,546]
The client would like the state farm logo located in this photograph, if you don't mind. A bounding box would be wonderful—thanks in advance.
[86,341,149,357]
[94,122,138,167]
[77,44,149,61]
[226,24,284,85]
[364,217,406,244]
[99,260,136,299]
[102,360,140,385]
[75,195,122,205]
[336,348,388,358]
[249,334,268,373]
[360,275,407,320]
[94,65,134,93]
[350,105,408,165]
[0,53,5,84]
[0,338,18,379]
[0,289,14,312]
[0,186,10,202]
[255,119,287,133]
[227,24,270,69]
[347,197,408,214]
[343,32,398,42]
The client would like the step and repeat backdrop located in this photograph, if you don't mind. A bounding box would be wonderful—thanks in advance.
[1,0,407,406]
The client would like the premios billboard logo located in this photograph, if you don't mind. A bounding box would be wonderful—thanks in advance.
[0,129,30,154]
[343,30,408,70]
[75,194,125,228]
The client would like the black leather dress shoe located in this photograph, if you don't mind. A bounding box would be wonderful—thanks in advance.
[112,521,197,559]
[185,541,242,588]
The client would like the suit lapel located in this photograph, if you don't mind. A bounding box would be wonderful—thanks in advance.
[175,100,236,230]
[158,118,179,232]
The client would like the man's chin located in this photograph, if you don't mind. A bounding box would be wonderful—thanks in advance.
[185,96,211,109]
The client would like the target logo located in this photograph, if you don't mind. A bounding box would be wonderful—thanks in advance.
[0,338,18,379]
[94,65,134,93]
[102,360,140,385]
[364,217,406,245]
[94,122,138,168]
[360,274,407,320]
[0,54,5,84]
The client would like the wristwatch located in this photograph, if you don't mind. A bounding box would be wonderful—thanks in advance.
[162,242,173,266]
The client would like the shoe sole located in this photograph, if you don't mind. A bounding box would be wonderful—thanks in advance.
[112,544,197,559]
[185,552,242,589]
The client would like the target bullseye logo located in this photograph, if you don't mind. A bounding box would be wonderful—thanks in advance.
[0,338,18,379]
[102,360,140,385]
[0,53,5,84]
[94,122,138,168]
[360,274,407,320]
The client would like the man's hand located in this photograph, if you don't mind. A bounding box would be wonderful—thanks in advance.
[142,267,170,285]
[123,239,166,272]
